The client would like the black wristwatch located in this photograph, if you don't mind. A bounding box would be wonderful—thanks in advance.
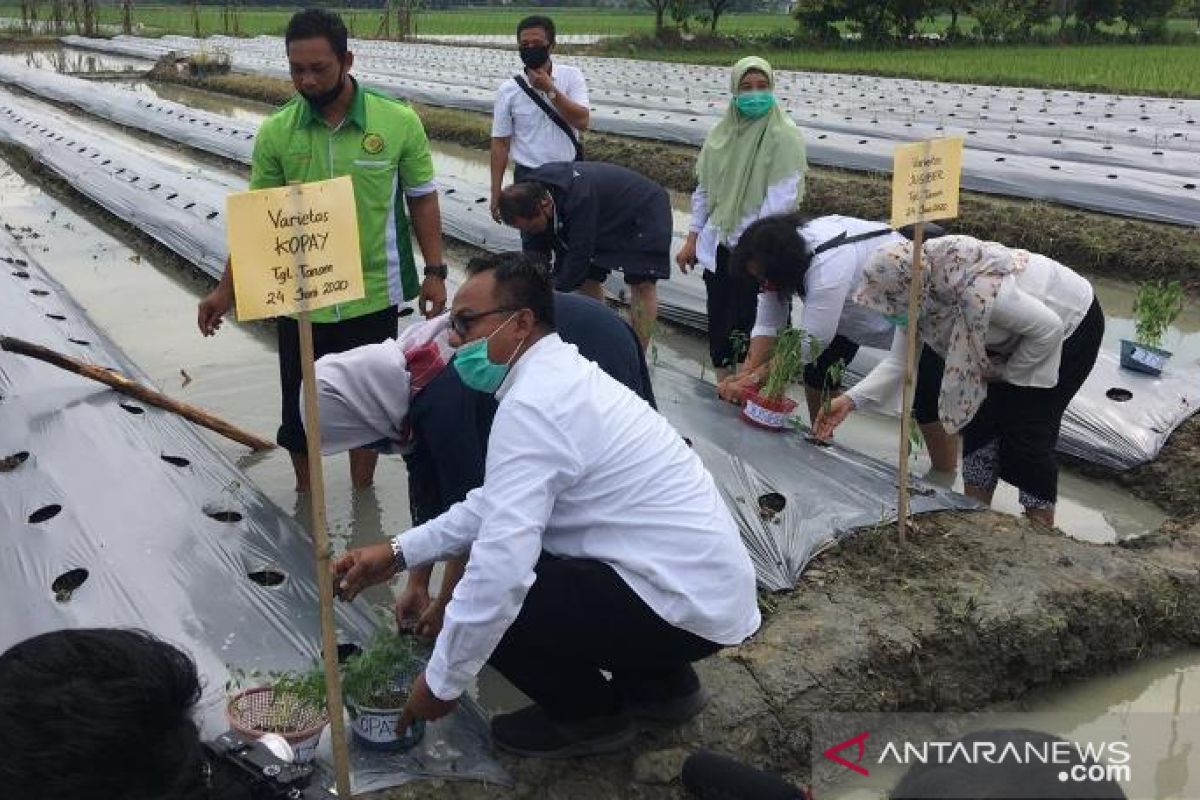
[423,263,448,279]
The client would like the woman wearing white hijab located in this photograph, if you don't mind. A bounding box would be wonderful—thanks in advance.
[676,56,807,379]
[815,235,1104,526]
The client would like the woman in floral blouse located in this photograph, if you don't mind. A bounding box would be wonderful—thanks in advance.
[815,235,1104,527]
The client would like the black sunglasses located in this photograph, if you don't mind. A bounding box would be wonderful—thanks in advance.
[448,306,519,338]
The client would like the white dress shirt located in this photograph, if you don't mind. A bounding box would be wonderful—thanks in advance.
[396,334,761,701]
[750,216,900,357]
[689,171,805,271]
[847,249,1095,411]
[492,63,589,169]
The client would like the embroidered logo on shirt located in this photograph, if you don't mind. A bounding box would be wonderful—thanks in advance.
[361,133,385,155]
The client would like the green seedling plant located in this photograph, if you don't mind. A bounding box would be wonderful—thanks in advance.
[728,330,750,370]
[341,628,422,710]
[226,664,327,734]
[820,358,846,418]
[761,327,810,401]
[1133,280,1184,350]
[908,422,925,461]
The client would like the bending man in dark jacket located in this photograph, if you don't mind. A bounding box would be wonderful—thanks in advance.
[498,161,672,350]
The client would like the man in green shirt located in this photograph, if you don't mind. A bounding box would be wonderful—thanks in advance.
[197,9,446,493]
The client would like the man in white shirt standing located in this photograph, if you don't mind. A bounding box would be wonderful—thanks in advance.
[489,15,590,226]
[334,254,760,759]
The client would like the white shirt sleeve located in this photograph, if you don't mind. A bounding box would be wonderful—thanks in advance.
[990,281,1066,388]
[799,258,853,359]
[414,398,586,701]
[751,290,790,339]
[491,82,514,138]
[845,327,910,410]
[690,184,709,233]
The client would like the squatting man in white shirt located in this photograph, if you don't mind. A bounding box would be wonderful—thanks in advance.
[333,254,760,758]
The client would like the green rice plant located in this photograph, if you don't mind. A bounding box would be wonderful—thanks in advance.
[1132,279,1184,349]
[341,628,421,709]
[761,327,809,401]
[728,330,750,369]
[820,357,845,418]
[907,422,925,460]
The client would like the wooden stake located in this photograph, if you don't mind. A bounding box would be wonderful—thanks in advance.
[895,223,926,545]
[0,335,274,452]
[296,315,353,798]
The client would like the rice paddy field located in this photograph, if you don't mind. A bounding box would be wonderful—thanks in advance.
[1,6,1197,95]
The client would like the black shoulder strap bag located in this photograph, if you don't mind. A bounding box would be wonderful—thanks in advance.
[513,74,584,162]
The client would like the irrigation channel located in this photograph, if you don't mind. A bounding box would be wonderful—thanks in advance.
[1,43,1198,796]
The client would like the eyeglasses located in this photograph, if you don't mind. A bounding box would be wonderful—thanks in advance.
[448,306,518,339]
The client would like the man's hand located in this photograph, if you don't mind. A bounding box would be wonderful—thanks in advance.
[527,65,555,93]
[197,283,233,337]
[414,598,448,639]
[332,542,399,602]
[490,193,503,224]
[395,581,431,632]
[675,237,698,274]
[397,671,458,734]
[814,394,855,442]
[717,372,758,405]
[419,275,447,318]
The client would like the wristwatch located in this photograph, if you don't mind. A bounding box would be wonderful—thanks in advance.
[546,88,558,101]
[423,263,448,279]
[390,537,408,573]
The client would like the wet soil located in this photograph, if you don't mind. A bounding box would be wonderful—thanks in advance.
[151,70,1200,297]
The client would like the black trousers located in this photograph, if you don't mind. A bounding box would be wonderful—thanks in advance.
[488,553,722,723]
[961,298,1105,505]
[703,245,759,370]
[275,306,397,453]
[803,337,946,426]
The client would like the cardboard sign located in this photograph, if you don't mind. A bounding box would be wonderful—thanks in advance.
[890,137,964,229]
[226,176,364,321]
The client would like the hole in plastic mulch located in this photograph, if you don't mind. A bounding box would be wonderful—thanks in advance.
[248,569,286,588]
[1106,388,1133,403]
[45,313,66,321]
[52,568,89,602]
[30,289,50,296]
[161,454,191,468]
[68,338,90,346]
[398,307,415,318]
[336,642,363,663]
[12,270,29,279]
[758,492,786,518]
[199,500,245,525]
[119,403,145,415]
[1,451,30,472]
[29,504,62,524]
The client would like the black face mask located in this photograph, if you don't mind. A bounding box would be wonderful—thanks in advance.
[519,45,550,70]
[302,75,345,111]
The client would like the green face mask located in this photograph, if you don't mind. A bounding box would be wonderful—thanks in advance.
[453,314,521,393]
[735,90,776,119]
[884,312,909,327]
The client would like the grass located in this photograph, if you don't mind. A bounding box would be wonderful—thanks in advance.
[612,42,1200,98]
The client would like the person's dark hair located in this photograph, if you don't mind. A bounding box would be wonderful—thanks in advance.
[467,251,556,330]
[517,14,556,45]
[285,8,349,60]
[730,211,814,297]
[891,729,1128,800]
[0,628,208,800]
[498,182,550,226]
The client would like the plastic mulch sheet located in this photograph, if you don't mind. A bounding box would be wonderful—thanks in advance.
[0,232,509,791]
[0,78,1191,473]
[62,33,1200,226]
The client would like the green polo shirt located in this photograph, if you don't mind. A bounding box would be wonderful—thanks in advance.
[248,79,434,324]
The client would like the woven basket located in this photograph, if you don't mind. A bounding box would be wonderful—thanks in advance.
[226,687,328,763]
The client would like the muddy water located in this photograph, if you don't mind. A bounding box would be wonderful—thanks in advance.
[0,45,151,74]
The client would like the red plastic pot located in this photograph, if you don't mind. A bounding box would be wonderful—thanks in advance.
[740,390,798,432]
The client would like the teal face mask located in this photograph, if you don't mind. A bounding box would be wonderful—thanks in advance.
[735,90,776,119]
[453,314,522,393]
[884,312,909,327]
